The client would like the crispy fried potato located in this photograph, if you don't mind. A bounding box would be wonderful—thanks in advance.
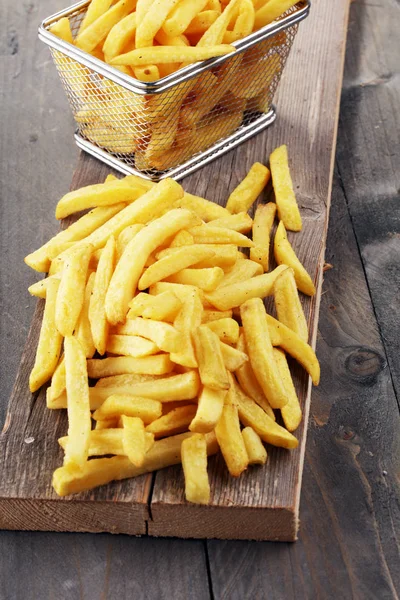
[241,427,267,465]
[215,403,248,477]
[226,163,270,214]
[28,275,61,298]
[76,0,137,53]
[175,193,230,222]
[121,416,147,467]
[205,317,239,345]
[254,0,299,30]
[220,341,248,371]
[106,334,159,357]
[170,288,203,367]
[89,236,116,355]
[189,386,226,433]
[193,325,230,390]
[273,348,302,432]
[92,394,162,423]
[182,433,211,504]
[274,267,308,341]
[188,225,254,247]
[75,271,96,359]
[87,354,174,378]
[202,309,233,323]
[116,318,182,353]
[218,259,263,288]
[111,44,235,66]
[146,404,197,438]
[128,291,182,322]
[157,244,238,269]
[208,212,253,234]
[165,266,224,291]
[274,221,316,296]
[250,202,276,272]
[270,145,302,231]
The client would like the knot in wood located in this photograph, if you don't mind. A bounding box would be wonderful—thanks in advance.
[344,347,385,385]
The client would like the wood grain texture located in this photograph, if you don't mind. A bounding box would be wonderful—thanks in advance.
[149,0,351,540]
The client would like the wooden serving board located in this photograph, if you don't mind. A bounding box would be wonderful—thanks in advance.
[0,0,350,541]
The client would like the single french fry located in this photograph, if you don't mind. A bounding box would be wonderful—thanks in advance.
[121,416,147,467]
[49,355,66,401]
[136,0,155,25]
[95,417,120,430]
[220,341,248,371]
[74,272,96,359]
[273,348,302,432]
[170,288,203,367]
[169,230,194,248]
[235,333,274,419]
[55,243,93,337]
[163,0,208,36]
[63,337,91,469]
[215,403,248,477]
[234,385,298,449]
[87,355,174,378]
[92,394,162,423]
[111,44,235,66]
[88,236,115,356]
[55,176,148,220]
[274,268,308,341]
[270,145,302,231]
[24,204,124,273]
[186,10,219,35]
[204,317,239,345]
[223,0,254,42]
[78,0,113,33]
[76,0,137,53]
[208,212,253,234]
[128,291,182,322]
[116,318,182,353]
[116,224,144,259]
[202,309,232,323]
[218,259,263,288]
[59,429,123,455]
[138,245,215,290]
[105,206,200,324]
[250,202,276,272]
[193,325,229,390]
[274,221,316,295]
[254,0,299,30]
[29,278,63,392]
[205,264,288,310]
[165,266,224,291]
[49,17,73,43]
[146,404,197,438]
[241,297,287,408]
[133,65,161,81]
[135,0,181,47]
[95,373,164,387]
[52,431,218,496]
[189,386,226,433]
[197,0,241,45]
[106,334,158,357]
[182,433,210,504]
[266,314,320,385]
[175,192,230,222]
[188,225,254,247]
[241,427,267,465]
[28,275,61,299]
[226,163,270,214]
[103,12,137,61]
[149,281,207,306]
[157,244,238,270]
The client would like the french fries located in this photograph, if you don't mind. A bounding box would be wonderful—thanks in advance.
[270,145,302,231]
[25,150,320,503]
[226,163,270,214]
[274,221,316,296]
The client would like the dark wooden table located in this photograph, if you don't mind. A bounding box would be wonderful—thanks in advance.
[1,0,399,597]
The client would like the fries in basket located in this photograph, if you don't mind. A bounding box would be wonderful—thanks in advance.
[25,145,320,503]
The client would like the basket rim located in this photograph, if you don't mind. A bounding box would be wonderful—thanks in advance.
[38,0,310,95]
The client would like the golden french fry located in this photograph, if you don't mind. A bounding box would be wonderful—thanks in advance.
[181,433,210,504]
[189,386,226,433]
[78,0,113,33]
[186,10,219,35]
[205,264,288,310]
[175,192,230,222]
[55,176,148,220]
[202,309,233,323]
[138,245,215,290]
[52,431,218,496]
[157,244,238,270]
[146,404,197,438]
[24,204,124,273]
[163,0,208,36]
[116,318,182,353]
[274,268,308,341]
[226,163,270,214]
[28,275,61,298]
[208,212,253,234]
[149,281,207,307]
[266,314,320,385]
[235,333,274,419]
[136,0,181,48]
[230,52,281,100]
[87,354,174,378]
[223,0,254,42]
[121,416,147,467]
[134,65,161,81]
[241,427,267,465]
[169,230,194,247]
[59,429,122,455]
[54,243,93,337]
[197,0,241,45]
[48,355,66,401]
[165,267,225,291]
[29,278,63,392]
[205,317,239,345]
[274,221,316,296]
[105,207,200,324]
[49,17,73,43]
[117,224,144,259]
[95,373,165,387]
[74,272,96,359]
[188,225,254,247]
[170,288,203,367]
[93,394,162,423]
[241,297,287,408]
[215,403,248,477]
[250,202,276,272]
[218,259,263,288]
[254,0,299,30]
[111,44,235,66]
[193,325,229,390]
[220,340,248,371]
[76,0,136,53]
[128,291,182,322]
[273,348,302,432]
[234,384,298,449]
[270,145,302,231]
[95,417,120,430]
[63,336,91,469]
[103,12,137,61]
[106,334,159,357]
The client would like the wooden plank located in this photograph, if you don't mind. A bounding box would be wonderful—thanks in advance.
[207,173,400,598]
[148,0,351,540]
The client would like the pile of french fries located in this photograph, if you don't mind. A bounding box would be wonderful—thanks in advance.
[49,0,299,170]
[25,144,319,503]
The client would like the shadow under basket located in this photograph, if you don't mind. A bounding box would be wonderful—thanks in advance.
[39,0,310,181]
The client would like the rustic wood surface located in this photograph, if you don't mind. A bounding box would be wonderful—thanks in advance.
[1,0,399,596]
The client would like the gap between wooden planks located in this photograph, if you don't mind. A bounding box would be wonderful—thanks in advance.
[0,0,350,540]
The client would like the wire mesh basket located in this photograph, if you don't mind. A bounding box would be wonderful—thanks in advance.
[39,1,310,181]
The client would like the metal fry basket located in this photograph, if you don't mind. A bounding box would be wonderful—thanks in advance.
[39,1,310,181]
